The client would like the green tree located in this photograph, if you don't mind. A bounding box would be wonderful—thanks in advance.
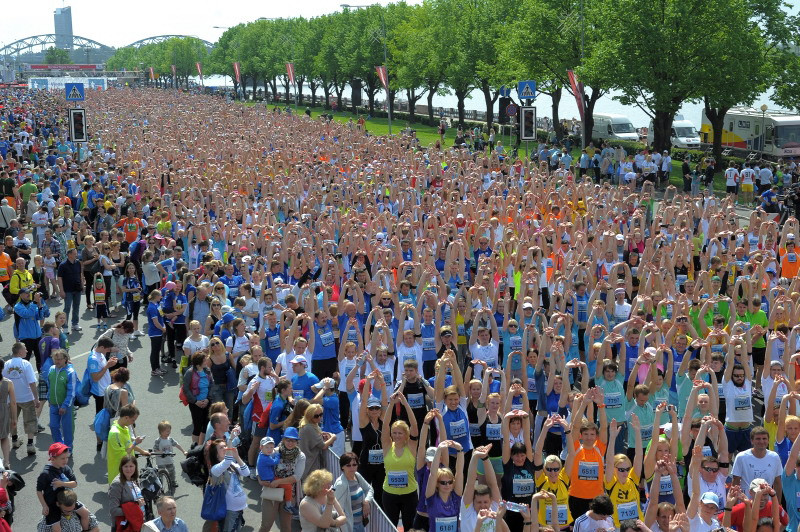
[105,47,139,71]
[44,47,73,65]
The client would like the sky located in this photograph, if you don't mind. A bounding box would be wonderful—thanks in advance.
[0,0,421,49]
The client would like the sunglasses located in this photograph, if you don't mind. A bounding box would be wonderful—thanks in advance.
[210,341,222,346]
[367,406,381,410]
[508,324,518,328]
[616,467,631,473]
[545,467,560,472]
[702,467,719,473]
[313,413,323,419]
[438,480,454,485]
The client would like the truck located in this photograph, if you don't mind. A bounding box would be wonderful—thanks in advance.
[591,113,638,142]
[700,106,800,159]
[647,114,701,149]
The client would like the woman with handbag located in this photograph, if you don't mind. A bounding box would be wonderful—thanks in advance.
[181,351,212,446]
[206,438,250,532]
[298,404,337,481]
[299,469,347,532]
[108,455,145,532]
[333,452,374,532]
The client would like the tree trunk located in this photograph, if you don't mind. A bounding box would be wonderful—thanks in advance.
[252,76,257,100]
[388,89,396,121]
[406,88,425,123]
[310,80,318,107]
[481,80,498,132]
[323,83,332,109]
[455,88,468,129]
[334,82,344,110]
[297,76,305,105]
[704,101,730,166]
[282,77,291,104]
[652,110,676,153]
[550,86,564,141]
[268,77,277,102]
[581,88,604,148]
[427,85,436,123]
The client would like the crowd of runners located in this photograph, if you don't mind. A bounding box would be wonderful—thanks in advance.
[0,86,799,532]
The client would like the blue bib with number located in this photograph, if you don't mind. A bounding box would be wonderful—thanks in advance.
[578,461,599,481]
[387,470,408,488]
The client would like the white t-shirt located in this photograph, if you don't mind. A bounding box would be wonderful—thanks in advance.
[572,512,615,532]
[242,297,259,330]
[225,333,251,356]
[459,499,499,532]
[183,335,210,357]
[469,341,499,379]
[338,357,360,393]
[686,472,726,502]
[248,374,276,405]
[3,357,36,403]
[731,449,783,491]
[741,168,755,185]
[722,378,753,422]
[276,351,310,381]
[725,168,740,186]
[395,342,423,373]
[688,514,721,532]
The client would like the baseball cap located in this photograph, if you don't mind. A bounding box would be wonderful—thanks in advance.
[283,427,300,440]
[522,302,534,309]
[376,232,386,241]
[260,436,275,447]
[615,234,624,241]
[749,478,768,493]
[367,397,382,408]
[221,312,236,324]
[163,281,176,291]
[425,447,437,462]
[19,287,32,295]
[700,492,720,508]
[614,288,625,295]
[770,359,784,368]
[48,442,70,458]
[290,354,308,366]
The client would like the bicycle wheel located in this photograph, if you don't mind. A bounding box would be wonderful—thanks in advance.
[158,469,175,496]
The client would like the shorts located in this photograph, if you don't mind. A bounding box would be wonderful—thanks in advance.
[16,400,37,435]
[752,346,766,366]
[252,422,267,438]
[38,375,49,402]
[727,185,737,194]
[741,183,754,192]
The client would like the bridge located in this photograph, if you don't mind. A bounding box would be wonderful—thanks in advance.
[0,34,214,58]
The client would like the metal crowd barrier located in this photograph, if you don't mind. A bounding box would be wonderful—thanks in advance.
[324,448,398,532]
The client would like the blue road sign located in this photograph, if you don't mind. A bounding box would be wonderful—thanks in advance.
[65,83,85,101]
[499,85,511,98]
[517,80,536,100]
[506,103,518,117]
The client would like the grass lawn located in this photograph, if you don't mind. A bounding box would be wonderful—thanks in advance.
[248,101,728,194]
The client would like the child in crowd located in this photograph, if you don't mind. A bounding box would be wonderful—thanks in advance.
[35,443,91,532]
[93,273,108,331]
[257,436,293,508]
[152,420,187,489]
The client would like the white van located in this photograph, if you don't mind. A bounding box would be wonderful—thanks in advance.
[592,113,638,141]
[647,114,701,149]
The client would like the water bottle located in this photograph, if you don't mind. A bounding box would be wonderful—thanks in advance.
[504,501,528,513]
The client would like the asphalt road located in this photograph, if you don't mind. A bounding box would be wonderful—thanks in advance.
[1,301,266,531]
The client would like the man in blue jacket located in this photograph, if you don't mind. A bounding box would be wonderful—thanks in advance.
[14,287,49,371]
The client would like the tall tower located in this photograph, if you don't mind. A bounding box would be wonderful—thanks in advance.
[53,7,74,50]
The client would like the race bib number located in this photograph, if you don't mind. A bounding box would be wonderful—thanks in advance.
[449,419,467,439]
[368,449,383,464]
[458,325,466,336]
[292,390,304,401]
[422,337,435,350]
[132,292,142,302]
[0,269,7,278]
[702,446,713,457]
[605,392,622,408]
[545,504,569,525]
[319,331,334,347]
[95,292,105,302]
[268,335,281,349]
[617,501,639,521]
[527,378,537,394]
[660,475,673,495]
[407,393,424,409]
[509,336,523,350]
[387,470,408,488]
[435,516,458,532]
[486,423,502,441]
[470,422,481,437]
[578,461,599,481]
[789,253,797,263]
[512,477,534,496]
[734,395,751,411]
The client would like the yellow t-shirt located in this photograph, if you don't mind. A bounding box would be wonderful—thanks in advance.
[605,470,643,526]
[382,444,418,495]
[766,420,778,450]
[535,468,572,527]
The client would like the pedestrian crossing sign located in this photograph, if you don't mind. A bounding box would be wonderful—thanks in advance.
[517,80,536,100]
[65,83,85,101]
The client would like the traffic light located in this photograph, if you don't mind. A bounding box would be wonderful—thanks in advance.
[68,108,88,143]
[520,107,537,141]
[498,97,511,124]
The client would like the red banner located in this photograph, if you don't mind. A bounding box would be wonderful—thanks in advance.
[375,65,388,90]
[196,62,203,78]
[566,70,585,122]
[148,67,155,81]
[233,62,241,85]
[286,63,295,86]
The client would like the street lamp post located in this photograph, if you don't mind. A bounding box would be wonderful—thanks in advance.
[760,104,768,154]
[341,3,392,136]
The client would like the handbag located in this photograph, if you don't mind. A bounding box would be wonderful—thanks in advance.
[200,478,227,521]
[225,362,237,392]
[260,486,284,501]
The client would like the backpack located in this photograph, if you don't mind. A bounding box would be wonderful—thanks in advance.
[74,367,92,407]
[180,441,210,487]
[93,408,111,441]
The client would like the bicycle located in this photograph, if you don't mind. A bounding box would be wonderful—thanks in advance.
[135,450,175,521]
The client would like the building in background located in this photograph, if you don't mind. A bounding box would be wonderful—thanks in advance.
[54,7,74,50]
